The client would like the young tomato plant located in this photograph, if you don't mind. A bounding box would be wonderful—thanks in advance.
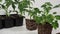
[33,2,60,29]
[18,0,35,16]
[4,0,35,16]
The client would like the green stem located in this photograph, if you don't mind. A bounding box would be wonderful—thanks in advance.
[5,8,10,17]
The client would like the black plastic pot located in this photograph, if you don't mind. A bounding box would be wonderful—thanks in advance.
[26,19,37,30]
[0,15,6,29]
[0,19,3,29]
[15,16,24,26]
[38,23,52,34]
[10,14,24,26]
[4,16,14,28]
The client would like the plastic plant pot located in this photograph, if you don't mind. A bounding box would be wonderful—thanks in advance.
[10,14,24,26]
[38,23,52,34]
[26,19,37,30]
[0,15,6,29]
[4,16,14,28]
[0,19,3,29]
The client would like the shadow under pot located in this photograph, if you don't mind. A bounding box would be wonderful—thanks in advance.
[4,16,14,28]
[10,14,24,26]
[38,23,52,34]
[26,19,37,30]
[56,33,60,34]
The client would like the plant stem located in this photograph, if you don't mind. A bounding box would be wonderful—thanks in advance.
[5,8,10,17]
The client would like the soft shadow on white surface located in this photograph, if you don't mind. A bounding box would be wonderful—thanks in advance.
[0,25,37,34]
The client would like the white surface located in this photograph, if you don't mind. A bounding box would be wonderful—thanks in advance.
[0,19,38,34]
[0,25,37,34]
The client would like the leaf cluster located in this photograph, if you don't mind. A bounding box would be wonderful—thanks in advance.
[0,0,34,16]
[28,2,60,29]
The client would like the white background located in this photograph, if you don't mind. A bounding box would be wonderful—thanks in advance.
[0,0,60,34]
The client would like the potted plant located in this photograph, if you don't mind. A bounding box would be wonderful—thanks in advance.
[23,0,37,30]
[4,0,33,26]
[17,0,36,26]
[4,0,24,26]
[0,0,15,28]
[26,8,41,30]
[33,2,60,34]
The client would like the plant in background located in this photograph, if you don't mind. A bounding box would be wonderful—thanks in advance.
[25,8,39,30]
[18,0,35,16]
[0,0,10,16]
[33,2,60,29]
[3,0,35,16]
[5,0,19,15]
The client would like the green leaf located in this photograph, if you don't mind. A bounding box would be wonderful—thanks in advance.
[46,14,54,23]
[51,20,59,29]
[53,4,60,8]
[53,12,57,14]
[41,4,46,8]
[33,16,41,24]
[15,0,18,2]
[6,2,11,8]
[41,2,52,15]
[34,8,42,14]
[1,5,6,9]
[12,3,16,10]
[5,0,13,8]
[45,2,52,6]
[0,0,2,2]
[47,7,52,10]
[45,7,52,14]
[55,15,60,20]
[5,0,12,2]
[41,2,52,8]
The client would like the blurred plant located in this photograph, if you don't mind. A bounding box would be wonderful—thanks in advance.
[18,0,35,16]
[27,8,41,19]
[5,0,35,16]
[0,0,9,16]
[28,2,60,29]
[0,0,35,16]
